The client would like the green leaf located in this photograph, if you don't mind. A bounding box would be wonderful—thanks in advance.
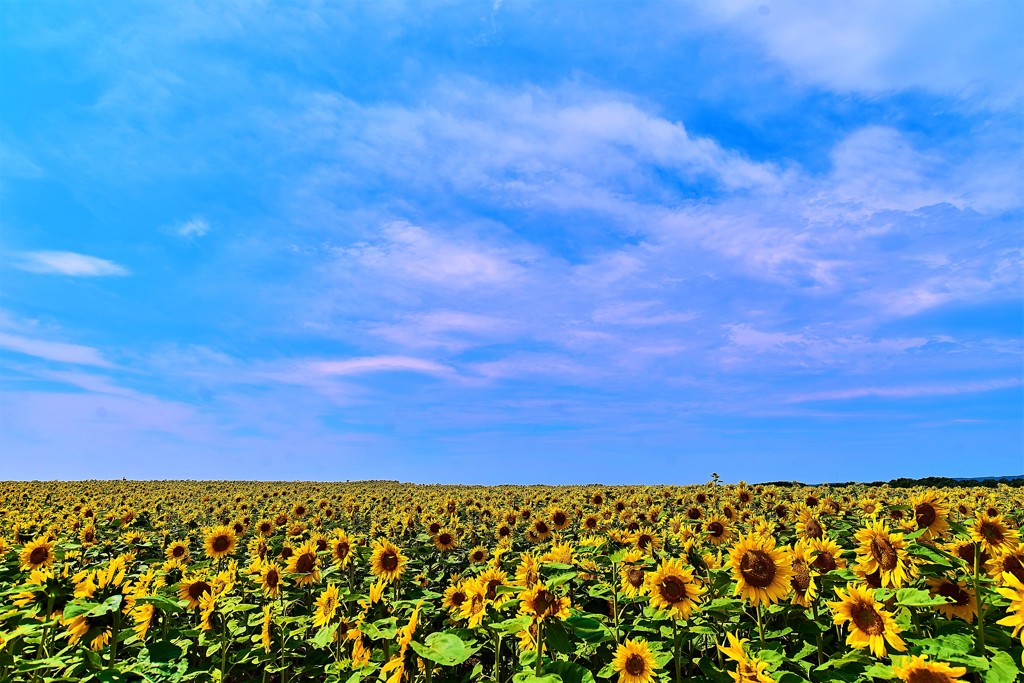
[409,632,477,666]
[512,675,562,683]
[146,640,184,663]
[986,650,1020,683]
[134,595,185,612]
[545,661,596,683]
[894,588,949,607]
[545,620,574,654]
[311,622,340,649]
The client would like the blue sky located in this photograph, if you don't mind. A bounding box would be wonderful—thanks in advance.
[1,1,1021,483]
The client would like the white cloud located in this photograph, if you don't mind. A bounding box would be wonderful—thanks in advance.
[174,216,210,238]
[335,221,529,289]
[13,251,129,276]
[786,378,1022,403]
[0,331,114,367]
[308,355,449,377]
[694,0,1023,107]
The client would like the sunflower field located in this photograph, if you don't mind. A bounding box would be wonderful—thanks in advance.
[1,480,1022,683]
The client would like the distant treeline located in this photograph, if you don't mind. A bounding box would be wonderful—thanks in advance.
[758,475,1024,489]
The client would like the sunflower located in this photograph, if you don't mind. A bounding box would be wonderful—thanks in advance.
[165,541,190,563]
[313,582,340,628]
[728,534,793,606]
[795,508,825,541]
[79,525,97,547]
[458,577,489,628]
[443,579,468,613]
[468,545,489,564]
[719,632,775,683]
[66,612,115,651]
[611,638,660,683]
[632,526,662,555]
[199,591,217,631]
[259,561,284,598]
[829,583,907,658]
[925,577,976,623]
[646,558,705,619]
[809,537,847,574]
[475,565,512,606]
[203,525,237,561]
[256,518,274,536]
[519,582,570,621]
[330,529,353,568]
[988,543,1024,585]
[516,552,540,588]
[530,518,553,542]
[910,491,949,540]
[369,538,408,584]
[177,575,213,609]
[789,541,817,608]
[285,540,321,586]
[19,538,54,571]
[433,529,458,552]
[854,517,917,589]
[619,550,649,598]
[581,514,601,533]
[892,655,967,683]
[995,572,1024,648]
[550,507,571,531]
[704,515,733,547]
[970,512,1019,557]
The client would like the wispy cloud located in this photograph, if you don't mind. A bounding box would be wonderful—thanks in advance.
[0,332,114,367]
[308,356,450,377]
[173,216,210,239]
[12,251,129,276]
[786,378,1022,403]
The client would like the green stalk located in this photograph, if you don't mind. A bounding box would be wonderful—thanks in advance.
[811,600,824,666]
[610,562,621,644]
[756,603,765,646]
[673,619,681,682]
[534,620,545,677]
[973,544,986,655]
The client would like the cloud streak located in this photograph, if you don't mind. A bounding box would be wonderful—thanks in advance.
[12,251,129,276]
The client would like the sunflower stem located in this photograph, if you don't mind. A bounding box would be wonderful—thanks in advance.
[755,603,765,646]
[673,619,682,682]
[535,620,544,677]
[610,561,621,644]
[811,600,824,665]
[973,544,986,656]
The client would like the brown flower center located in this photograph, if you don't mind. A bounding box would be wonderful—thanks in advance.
[1003,554,1024,584]
[172,545,186,557]
[915,503,937,529]
[626,568,645,588]
[381,550,399,572]
[905,669,955,683]
[740,549,777,588]
[265,569,279,588]
[295,552,315,574]
[870,535,898,571]
[812,551,837,573]
[625,653,646,676]
[188,581,211,600]
[851,602,884,635]
[660,575,687,603]
[553,512,567,527]
[804,519,823,539]
[211,535,231,553]
[438,533,453,546]
[791,560,811,593]
[29,546,49,565]
[532,589,557,617]
[708,521,725,537]
[935,580,970,607]
[535,521,550,535]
